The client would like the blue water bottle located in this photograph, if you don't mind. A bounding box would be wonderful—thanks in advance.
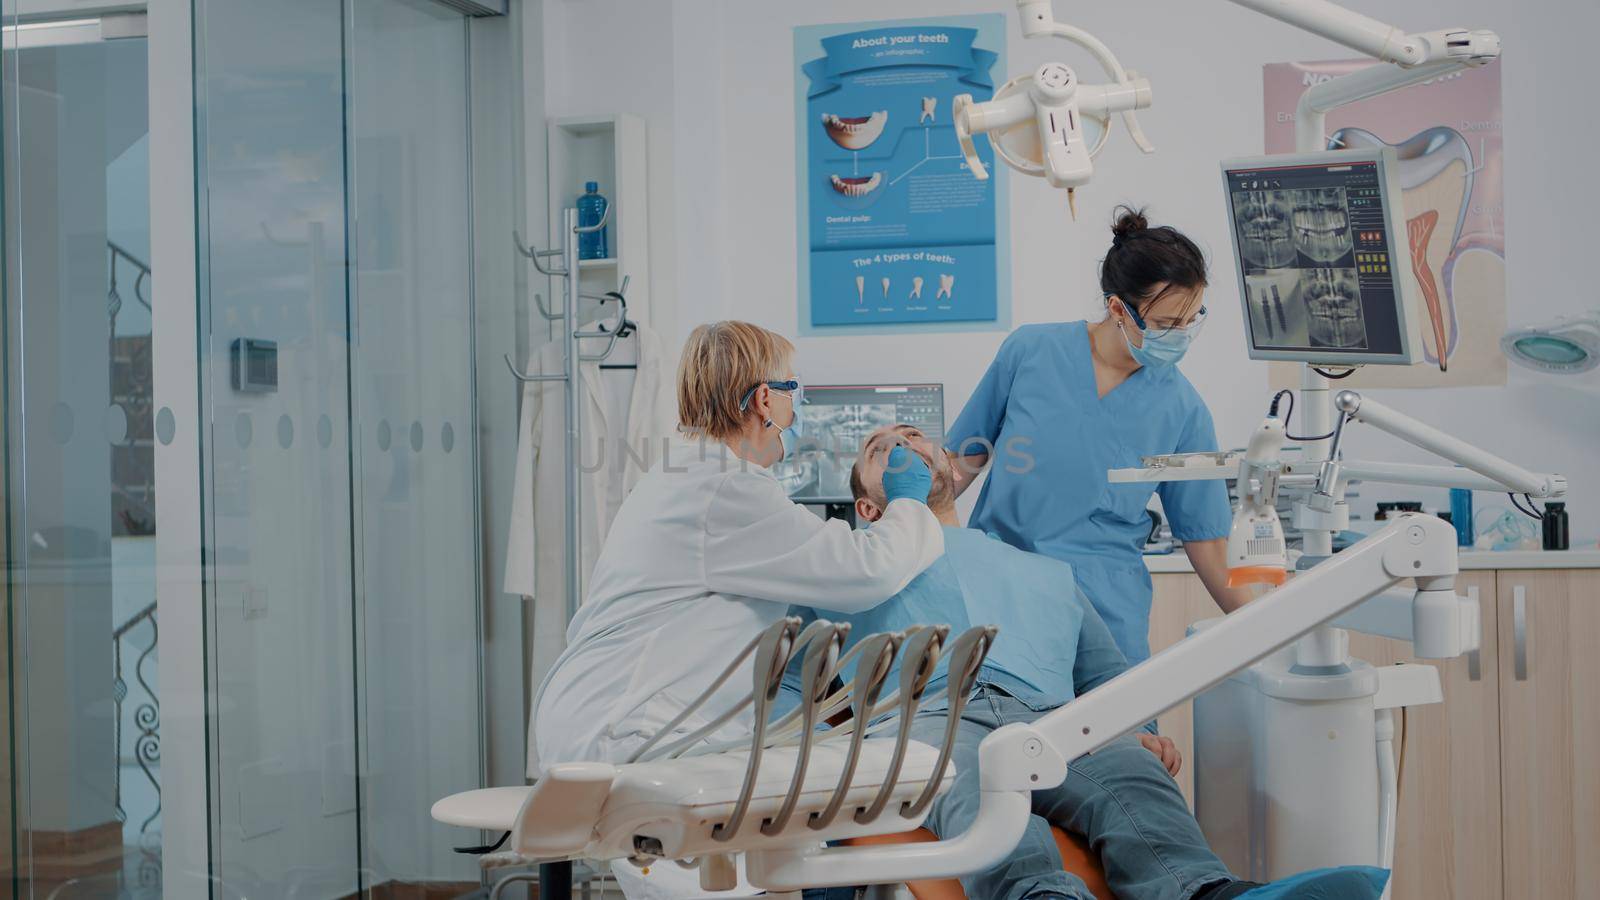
[577,181,609,260]
[1449,488,1474,547]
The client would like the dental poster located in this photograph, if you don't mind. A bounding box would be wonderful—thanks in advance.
[1264,59,1506,387]
[796,16,1009,332]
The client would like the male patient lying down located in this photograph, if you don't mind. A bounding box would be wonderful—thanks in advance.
[777,424,1388,900]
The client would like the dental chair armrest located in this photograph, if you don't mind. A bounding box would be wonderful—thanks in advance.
[511,762,616,857]
[744,788,1032,891]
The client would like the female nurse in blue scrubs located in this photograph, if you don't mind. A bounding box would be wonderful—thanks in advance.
[945,208,1250,663]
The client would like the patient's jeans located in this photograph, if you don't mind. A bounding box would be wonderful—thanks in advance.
[905,683,1233,900]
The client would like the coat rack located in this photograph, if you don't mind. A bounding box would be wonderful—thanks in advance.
[506,204,634,626]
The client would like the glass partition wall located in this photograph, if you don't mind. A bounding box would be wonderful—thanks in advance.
[2,0,527,896]
[1,10,161,896]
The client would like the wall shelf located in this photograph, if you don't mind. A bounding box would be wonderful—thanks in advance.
[546,114,649,333]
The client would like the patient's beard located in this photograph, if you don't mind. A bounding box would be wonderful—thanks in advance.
[923,468,958,524]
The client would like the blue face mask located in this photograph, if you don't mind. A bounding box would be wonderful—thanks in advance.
[740,379,805,461]
[1115,299,1207,369]
[776,401,805,462]
[1121,321,1194,368]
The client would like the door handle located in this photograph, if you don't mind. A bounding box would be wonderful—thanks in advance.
[1512,585,1528,682]
[1465,585,1481,682]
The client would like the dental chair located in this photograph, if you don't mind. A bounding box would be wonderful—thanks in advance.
[435,614,1114,898]
[435,617,1003,898]
[436,514,1470,899]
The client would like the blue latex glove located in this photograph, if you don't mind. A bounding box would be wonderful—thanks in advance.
[1239,867,1389,899]
[882,445,933,505]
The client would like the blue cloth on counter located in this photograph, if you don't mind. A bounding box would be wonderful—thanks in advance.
[1238,866,1389,899]
[946,321,1232,663]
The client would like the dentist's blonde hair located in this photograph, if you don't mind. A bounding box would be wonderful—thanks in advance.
[677,321,795,441]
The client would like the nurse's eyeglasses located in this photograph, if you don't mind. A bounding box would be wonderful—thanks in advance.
[738,380,803,411]
[1111,294,1208,340]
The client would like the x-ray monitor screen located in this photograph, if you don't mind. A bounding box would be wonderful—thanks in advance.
[773,383,945,505]
[1222,148,1419,366]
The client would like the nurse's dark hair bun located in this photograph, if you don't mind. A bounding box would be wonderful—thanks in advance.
[1110,207,1149,247]
[1100,205,1208,312]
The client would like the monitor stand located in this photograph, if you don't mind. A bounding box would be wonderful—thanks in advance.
[823,502,857,528]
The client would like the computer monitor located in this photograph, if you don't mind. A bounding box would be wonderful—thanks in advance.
[772,383,946,505]
[1221,148,1420,367]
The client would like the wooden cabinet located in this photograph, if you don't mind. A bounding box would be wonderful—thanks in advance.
[1495,569,1600,900]
[1148,566,1600,900]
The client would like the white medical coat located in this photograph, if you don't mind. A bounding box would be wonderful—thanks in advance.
[530,436,944,775]
[503,321,676,774]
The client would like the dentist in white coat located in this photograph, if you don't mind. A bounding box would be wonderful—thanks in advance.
[532,320,944,775]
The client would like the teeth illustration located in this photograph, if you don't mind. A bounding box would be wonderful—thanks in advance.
[937,274,954,301]
[829,172,883,198]
[855,276,865,305]
[921,97,937,123]
[1331,126,1475,367]
[822,110,889,150]
[881,277,891,299]
[910,276,924,300]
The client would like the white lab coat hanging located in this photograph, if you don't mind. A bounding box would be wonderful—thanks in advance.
[503,319,676,774]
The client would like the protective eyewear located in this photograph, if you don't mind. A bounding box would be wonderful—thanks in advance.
[1115,296,1208,341]
[738,380,803,411]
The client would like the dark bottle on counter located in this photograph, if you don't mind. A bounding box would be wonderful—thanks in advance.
[1541,502,1569,551]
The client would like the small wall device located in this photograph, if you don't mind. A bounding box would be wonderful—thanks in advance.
[231,337,279,393]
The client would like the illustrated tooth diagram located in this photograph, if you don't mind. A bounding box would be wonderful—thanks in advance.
[825,100,965,198]
[910,277,923,300]
[881,277,891,300]
[821,111,889,151]
[829,172,883,198]
[936,274,954,301]
[855,276,865,305]
[1330,126,1477,368]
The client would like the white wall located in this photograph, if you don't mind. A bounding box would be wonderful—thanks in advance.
[541,0,1600,542]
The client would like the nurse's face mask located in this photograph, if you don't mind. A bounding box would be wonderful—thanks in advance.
[739,379,805,461]
[1111,293,1207,368]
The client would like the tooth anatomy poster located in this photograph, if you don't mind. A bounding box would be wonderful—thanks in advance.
[796,16,1009,332]
[1264,59,1505,387]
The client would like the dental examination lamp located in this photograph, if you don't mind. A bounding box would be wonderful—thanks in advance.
[951,1,1154,218]
[955,0,1497,224]
[1502,310,1600,375]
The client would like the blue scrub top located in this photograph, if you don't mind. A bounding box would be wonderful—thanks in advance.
[945,321,1231,662]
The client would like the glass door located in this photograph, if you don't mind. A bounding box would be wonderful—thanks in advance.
[1,8,162,896]
[346,0,483,890]
[190,0,486,894]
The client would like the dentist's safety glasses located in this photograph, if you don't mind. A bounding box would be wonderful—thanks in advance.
[739,380,804,412]
[1128,301,1208,342]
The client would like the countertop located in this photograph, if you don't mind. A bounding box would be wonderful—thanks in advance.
[1144,547,1600,573]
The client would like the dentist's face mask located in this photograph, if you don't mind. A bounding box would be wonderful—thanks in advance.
[740,379,805,462]
[1112,295,1207,369]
